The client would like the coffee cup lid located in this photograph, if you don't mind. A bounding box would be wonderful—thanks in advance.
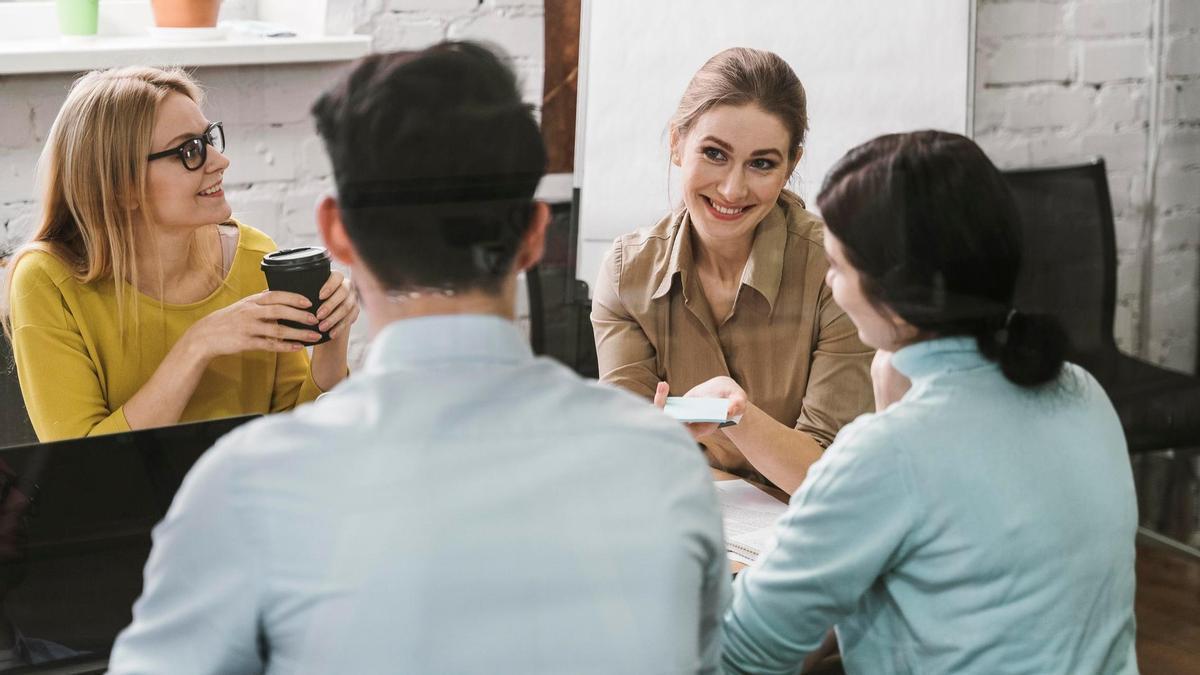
[261,247,331,270]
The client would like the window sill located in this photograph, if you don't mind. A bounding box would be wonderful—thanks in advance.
[0,34,371,75]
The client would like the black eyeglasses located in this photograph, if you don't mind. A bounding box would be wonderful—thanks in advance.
[147,121,225,171]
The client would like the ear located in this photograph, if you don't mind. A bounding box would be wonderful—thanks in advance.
[669,125,683,167]
[513,201,551,273]
[788,146,804,175]
[887,309,922,345]
[121,187,140,212]
[316,195,357,266]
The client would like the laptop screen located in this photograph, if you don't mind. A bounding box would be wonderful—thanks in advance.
[0,415,258,672]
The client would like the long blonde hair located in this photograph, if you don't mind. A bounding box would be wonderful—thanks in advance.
[2,66,215,339]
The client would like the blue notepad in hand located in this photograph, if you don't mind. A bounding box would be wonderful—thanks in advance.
[663,397,742,426]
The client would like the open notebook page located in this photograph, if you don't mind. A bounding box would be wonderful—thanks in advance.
[714,479,789,565]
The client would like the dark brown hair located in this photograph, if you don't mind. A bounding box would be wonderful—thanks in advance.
[311,42,546,294]
[817,130,1068,387]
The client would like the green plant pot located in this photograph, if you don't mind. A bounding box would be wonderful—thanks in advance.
[57,0,99,37]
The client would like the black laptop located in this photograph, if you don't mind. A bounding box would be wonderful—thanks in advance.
[0,415,259,674]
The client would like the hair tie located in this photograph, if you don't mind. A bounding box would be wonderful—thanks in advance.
[995,308,1018,346]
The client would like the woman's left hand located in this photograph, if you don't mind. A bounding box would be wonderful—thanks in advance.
[314,271,359,342]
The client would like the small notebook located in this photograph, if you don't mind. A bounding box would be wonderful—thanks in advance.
[714,479,788,565]
[663,397,742,426]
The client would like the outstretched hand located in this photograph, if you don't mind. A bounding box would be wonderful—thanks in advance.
[653,377,749,440]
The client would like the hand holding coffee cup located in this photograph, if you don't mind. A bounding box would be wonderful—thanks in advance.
[260,247,359,345]
[313,269,358,342]
[180,290,320,360]
[261,247,335,345]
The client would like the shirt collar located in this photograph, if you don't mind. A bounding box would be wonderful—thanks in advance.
[651,210,693,300]
[362,314,532,373]
[890,336,992,381]
[740,203,787,312]
[649,200,788,312]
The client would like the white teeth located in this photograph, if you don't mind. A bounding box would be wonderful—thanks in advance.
[709,199,744,216]
[199,184,221,196]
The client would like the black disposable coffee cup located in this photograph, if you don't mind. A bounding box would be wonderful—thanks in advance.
[260,247,333,345]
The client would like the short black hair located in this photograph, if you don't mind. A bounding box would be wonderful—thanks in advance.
[817,130,1068,387]
[311,41,546,294]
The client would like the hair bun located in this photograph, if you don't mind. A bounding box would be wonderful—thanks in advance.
[996,311,1068,387]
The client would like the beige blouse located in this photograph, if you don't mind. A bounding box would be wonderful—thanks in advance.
[591,191,874,486]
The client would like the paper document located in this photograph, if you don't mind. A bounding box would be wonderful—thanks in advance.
[714,479,788,565]
[663,397,742,425]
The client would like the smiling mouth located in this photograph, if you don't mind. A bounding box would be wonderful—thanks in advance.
[703,195,750,219]
[198,183,223,197]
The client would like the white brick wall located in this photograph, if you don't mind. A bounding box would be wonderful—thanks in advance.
[4,1,1194,373]
[1081,40,1151,81]
[977,0,1199,372]
[979,1,1065,38]
[1070,0,1151,37]
[983,41,1074,83]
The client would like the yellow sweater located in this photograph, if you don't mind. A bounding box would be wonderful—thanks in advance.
[8,222,322,441]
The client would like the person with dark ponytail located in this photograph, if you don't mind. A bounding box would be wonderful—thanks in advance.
[721,131,1137,674]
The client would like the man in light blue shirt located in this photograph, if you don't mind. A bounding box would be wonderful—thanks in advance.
[110,42,727,675]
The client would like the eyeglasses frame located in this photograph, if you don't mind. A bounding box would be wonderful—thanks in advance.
[146,121,225,171]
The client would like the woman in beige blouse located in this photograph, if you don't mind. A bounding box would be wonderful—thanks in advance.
[591,48,873,493]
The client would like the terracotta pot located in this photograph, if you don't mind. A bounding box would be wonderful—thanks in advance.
[150,0,221,28]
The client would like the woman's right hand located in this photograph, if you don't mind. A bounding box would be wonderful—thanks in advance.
[181,290,321,363]
[653,378,749,441]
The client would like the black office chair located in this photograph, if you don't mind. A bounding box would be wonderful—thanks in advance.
[526,264,599,378]
[1003,159,1200,454]
[524,199,599,378]
[1,335,37,448]
[1004,160,1200,554]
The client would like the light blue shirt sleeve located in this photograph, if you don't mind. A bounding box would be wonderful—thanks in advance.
[720,417,917,675]
[108,441,263,675]
[699,489,734,674]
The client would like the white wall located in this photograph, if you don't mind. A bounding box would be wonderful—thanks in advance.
[976,0,1199,371]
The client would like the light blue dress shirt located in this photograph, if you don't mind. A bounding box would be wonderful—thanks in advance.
[110,314,728,675]
[721,337,1138,675]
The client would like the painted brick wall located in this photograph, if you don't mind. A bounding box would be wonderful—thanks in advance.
[0,0,544,362]
[976,0,1200,372]
[3,2,1195,371]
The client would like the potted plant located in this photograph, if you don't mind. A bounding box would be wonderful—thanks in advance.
[56,0,99,37]
[150,0,221,28]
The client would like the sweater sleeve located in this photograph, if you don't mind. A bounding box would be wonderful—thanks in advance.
[720,417,917,674]
[8,256,131,441]
[268,348,324,412]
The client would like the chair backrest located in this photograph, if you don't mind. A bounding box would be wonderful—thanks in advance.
[1,335,37,448]
[525,200,600,378]
[526,264,599,378]
[1002,159,1118,361]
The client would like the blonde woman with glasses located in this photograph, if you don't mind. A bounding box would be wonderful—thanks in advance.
[2,67,358,441]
